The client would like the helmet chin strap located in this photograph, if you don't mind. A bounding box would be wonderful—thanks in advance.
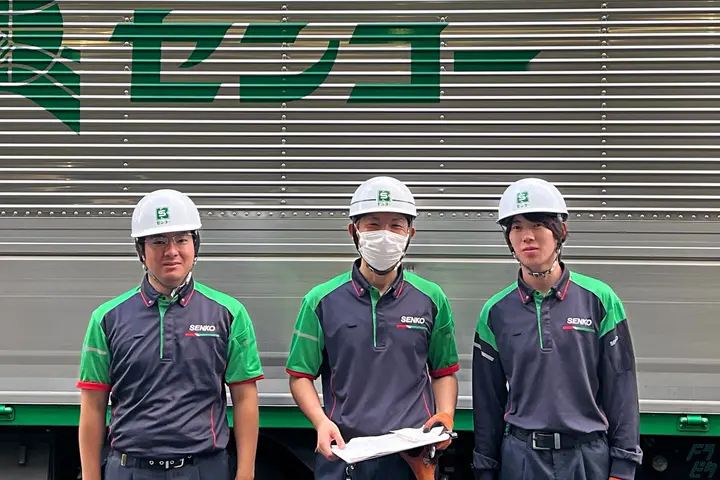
[512,244,562,278]
[143,257,197,299]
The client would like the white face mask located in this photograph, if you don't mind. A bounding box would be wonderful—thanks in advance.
[357,230,409,273]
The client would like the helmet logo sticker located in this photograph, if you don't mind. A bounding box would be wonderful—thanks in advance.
[155,207,170,225]
[516,191,529,208]
[377,190,392,206]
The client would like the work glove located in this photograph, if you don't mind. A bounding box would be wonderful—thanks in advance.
[400,412,455,480]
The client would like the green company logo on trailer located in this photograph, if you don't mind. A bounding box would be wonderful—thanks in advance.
[1,4,539,134]
[0,0,81,132]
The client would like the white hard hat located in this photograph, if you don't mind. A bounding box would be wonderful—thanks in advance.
[497,178,568,224]
[349,176,417,218]
[131,189,202,238]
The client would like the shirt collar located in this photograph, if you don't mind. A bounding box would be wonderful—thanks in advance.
[516,261,571,304]
[139,273,195,307]
[350,258,406,298]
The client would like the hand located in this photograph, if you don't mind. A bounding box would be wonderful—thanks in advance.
[235,474,254,480]
[609,478,623,480]
[315,418,346,460]
[423,411,454,450]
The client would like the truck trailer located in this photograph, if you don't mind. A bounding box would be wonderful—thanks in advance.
[0,0,718,478]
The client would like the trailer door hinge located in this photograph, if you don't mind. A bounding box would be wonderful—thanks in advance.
[678,414,710,432]
[0,405,15,422]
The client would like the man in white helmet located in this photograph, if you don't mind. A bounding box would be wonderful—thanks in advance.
[471,178,642,480]
[285,176,460,480]
[76,189,264,480]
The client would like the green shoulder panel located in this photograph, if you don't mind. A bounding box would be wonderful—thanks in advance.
[403,271,459,373]
[78,286,139,386]
[476,282,518,352]
[303,271,353,310]
[569,271,627,338]
[194,282,264,384]
[403,271,447,312]
[286,271,352,376]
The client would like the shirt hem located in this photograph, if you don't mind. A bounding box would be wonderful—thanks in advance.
[76,381,111,391]
[228,374,265,386]
[430,363,460,378]
[286,368,318,380]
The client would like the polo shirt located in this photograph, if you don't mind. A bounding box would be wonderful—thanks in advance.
[285,259,459,441]
[471,263,643,480]
[76,275,264,457]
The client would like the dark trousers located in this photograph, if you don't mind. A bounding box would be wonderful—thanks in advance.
[104,450,230,480]
[500,430,610,480]
[315,451,415,480]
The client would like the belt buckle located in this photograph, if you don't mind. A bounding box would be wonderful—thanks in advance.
[159,458,185,469]
[531,432,561,450]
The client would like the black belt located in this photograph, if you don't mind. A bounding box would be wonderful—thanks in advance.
[111,449,218,470]
[509,426,603,451]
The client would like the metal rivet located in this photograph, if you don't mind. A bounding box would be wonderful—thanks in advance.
[281,200,286,204]
[281,163,286,167]
[281,212,286,217]
[257,212,261,216]
[305,212,310,216]
[293,212,298,216]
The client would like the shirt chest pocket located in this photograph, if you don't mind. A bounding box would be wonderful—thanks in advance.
[178,331,226,376]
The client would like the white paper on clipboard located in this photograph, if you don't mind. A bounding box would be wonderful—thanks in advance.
[329,426,450,464]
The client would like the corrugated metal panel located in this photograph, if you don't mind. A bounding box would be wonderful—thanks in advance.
[3,1,720,412]
[1,1,720,214]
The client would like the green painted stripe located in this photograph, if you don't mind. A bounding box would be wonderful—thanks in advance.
[1,405,718,436]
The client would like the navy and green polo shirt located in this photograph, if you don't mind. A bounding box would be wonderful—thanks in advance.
[77,275,264,457]
[471,263,643,480]
[286,259,459,441]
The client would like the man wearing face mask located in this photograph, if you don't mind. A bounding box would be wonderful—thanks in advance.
[285,176,460,480]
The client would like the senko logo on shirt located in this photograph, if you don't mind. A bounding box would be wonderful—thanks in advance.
[185,324,220,337]
[397,316,427,330]
[563,317,594,333]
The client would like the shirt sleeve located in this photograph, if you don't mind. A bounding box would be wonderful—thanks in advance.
[225,304,264,385]
[471,303,508,480]
[76,310,112,391]
[599,292,644,479]
[285,296,325,379]
[427,292,460,377]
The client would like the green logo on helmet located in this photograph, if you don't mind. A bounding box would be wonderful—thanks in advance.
[377,190,392,206]
[155,207,169,224]
[516,191,529,208]
[0,0,81,133]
